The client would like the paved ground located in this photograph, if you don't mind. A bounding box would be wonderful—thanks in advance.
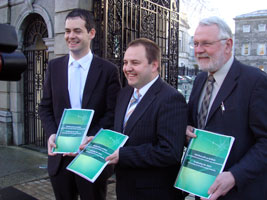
[14,176,117,200]
[0,145,194,200]
[0,146,48,189]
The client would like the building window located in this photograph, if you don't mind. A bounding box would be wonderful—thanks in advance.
[242,44,250,55]
[258,24,266,32]
[243,25,250,32]
[257,44,266,55]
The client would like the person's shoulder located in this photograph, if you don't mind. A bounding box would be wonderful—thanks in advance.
[160,79,185,98]
[92,54,118,69]
[236,60,267,79]
[48,55,69,65]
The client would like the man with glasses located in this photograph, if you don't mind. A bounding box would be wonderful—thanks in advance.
[186,16,267,200]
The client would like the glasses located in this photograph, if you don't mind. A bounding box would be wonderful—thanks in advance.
[192,39,228,48]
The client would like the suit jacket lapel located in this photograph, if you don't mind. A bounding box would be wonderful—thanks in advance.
[124,77,162,136]
[115,88,133,133]
[62,55,71,107]
[82,55,102,108]
[207,59,240,122]
[191,72,207,125]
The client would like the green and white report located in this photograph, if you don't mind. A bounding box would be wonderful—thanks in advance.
[67,129,128,182]
[52,109,94,153]
[174,129,235,199]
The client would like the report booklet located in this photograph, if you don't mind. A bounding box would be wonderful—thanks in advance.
[174,129,235,199]
[67,128,128,182]
[52,109,94,153]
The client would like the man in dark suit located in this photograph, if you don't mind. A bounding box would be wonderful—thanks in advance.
[39,9,121,200]
[186,16,267,200]
[106,38,187,200]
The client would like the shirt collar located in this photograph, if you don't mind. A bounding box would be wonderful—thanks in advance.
[211,55,233,86]
[68,51,93,71]
[135,75,159,99]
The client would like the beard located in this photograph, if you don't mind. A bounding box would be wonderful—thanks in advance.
[196,50,226,73]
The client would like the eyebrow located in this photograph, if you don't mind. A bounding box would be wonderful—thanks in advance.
[65,28,82,31]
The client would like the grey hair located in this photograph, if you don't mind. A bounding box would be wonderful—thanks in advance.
[198,16,233,39]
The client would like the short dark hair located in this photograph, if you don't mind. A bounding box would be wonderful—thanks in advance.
[127,38,161,68]
[65,8,95,32]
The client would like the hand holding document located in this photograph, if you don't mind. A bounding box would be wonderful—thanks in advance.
[67,129,128,182]
[174,129,235,199]
[52,109,94,154]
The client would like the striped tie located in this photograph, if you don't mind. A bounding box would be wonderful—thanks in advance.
[198,74,215,129]
[123,89,141,130]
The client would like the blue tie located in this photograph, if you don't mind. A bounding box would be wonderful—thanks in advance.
[123,89,141,131]
[69,61,81,108]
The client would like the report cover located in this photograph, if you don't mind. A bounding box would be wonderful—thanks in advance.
[174,129,235,199]
[52,109,94,153]
[67,129,128,182]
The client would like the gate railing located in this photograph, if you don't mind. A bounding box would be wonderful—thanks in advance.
[23,50,48,147]
[93,0,180,88]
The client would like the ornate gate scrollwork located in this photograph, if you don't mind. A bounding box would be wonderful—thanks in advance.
[23,14,48,148]
[94,0,179,88]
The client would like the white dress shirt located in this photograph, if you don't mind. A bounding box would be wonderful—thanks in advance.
[198,56,234,120]
[68,51,93,108]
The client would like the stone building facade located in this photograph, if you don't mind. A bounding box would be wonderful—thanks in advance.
[234,10,267,72]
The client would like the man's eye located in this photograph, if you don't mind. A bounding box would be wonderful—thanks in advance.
[132,61,139,65]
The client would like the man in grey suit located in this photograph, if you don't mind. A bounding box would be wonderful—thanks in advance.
[39,9,121,200]
[186,16,267,200]
[106,38,187,200]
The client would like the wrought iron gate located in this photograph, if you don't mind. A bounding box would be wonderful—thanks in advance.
[23,15,48,148]
[93,0,180,87]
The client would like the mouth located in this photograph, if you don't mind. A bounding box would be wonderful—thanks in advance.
[197,54,210,61]
[125,72,137,79]
[68,40,79,47]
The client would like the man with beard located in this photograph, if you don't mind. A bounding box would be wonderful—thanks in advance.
[186,16,267,200]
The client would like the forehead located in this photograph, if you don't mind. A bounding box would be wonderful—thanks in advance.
[124,45,147,60]
[194,24,220,41]
[65,17,86,29]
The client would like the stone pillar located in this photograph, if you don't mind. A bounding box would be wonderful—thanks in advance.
[10,81,24,145]
[0,111,12,145]
[54,0,93,57]
[43,37,55,60]
[0,81,12,145]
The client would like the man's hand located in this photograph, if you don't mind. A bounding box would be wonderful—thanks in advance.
[106,149,119,164]
[79,136,94,150]
[47,134,57,156]
[186,125,196,143]
[63,136,94,157]
[201,172,235,200]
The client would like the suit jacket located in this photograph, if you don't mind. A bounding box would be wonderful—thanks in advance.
[114,77,187,200]
[188,59,267,200]
[39,54,121,177]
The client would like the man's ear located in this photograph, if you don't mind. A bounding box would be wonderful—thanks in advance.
[225,38,233,54]
[89,28,96,40]
[151,61,159,72]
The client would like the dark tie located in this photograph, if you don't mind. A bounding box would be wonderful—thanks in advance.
[123,89,141,131]
[198,74,215,129]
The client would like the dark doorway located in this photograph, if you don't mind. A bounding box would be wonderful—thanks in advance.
[23,14,48,148]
